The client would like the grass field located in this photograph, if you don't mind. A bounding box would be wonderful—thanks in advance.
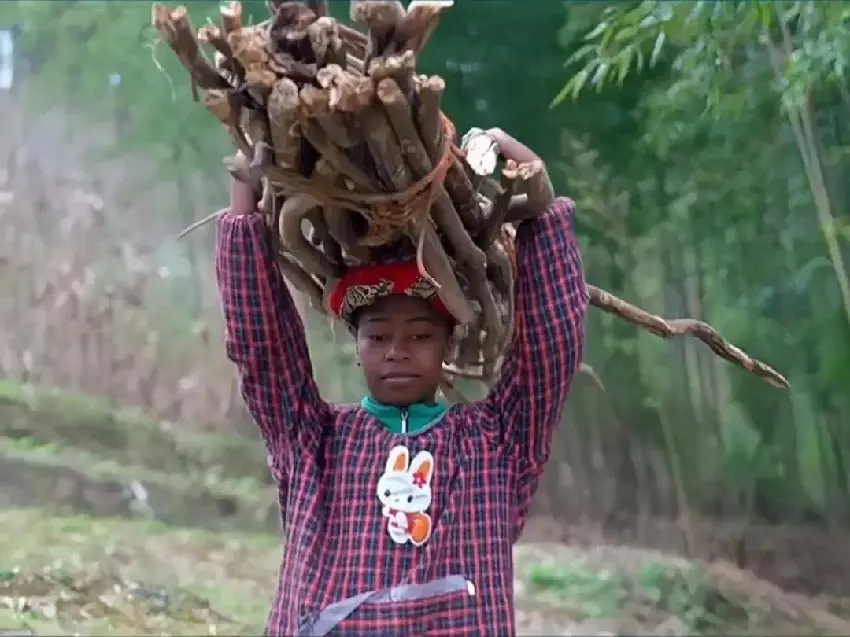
[1,509,274,635]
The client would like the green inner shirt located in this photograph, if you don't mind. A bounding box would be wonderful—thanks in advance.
[360,396,447,434]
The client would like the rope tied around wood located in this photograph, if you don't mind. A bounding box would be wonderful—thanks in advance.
[272,117,455,236]
[271,115,456,287]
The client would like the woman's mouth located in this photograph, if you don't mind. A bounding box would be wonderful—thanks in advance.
[381,373,420,386]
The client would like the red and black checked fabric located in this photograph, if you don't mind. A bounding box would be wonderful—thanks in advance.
[215,198,588,636]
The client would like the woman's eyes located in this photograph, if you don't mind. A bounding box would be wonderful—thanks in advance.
[365,333,433,342]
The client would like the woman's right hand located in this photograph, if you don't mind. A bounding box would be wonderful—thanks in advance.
[229,153,259,216]
[229,177,258,216]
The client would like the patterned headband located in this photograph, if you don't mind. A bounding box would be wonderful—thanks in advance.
[326,261,450,325]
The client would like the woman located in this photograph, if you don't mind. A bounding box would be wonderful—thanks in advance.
[215,129,588,636]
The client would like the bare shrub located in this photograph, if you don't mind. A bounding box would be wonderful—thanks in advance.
[0,122,251,433]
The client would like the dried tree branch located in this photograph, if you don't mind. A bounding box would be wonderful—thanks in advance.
[588,285,789,389]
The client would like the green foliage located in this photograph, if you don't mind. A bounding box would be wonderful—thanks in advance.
[0,0,252,177]
[557,1,850,524]
[557,2,850,115]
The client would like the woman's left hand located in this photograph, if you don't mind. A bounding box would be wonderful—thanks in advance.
[485,128,555,214]
[484,128,542,165]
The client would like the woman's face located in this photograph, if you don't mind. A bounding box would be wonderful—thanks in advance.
[355,295,451,405]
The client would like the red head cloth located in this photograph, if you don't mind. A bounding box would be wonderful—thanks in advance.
[326,262,451,325]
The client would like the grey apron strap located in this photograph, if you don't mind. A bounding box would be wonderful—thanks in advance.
[297,589,379,637]
[370,575,468,603]
[297,575,470,636]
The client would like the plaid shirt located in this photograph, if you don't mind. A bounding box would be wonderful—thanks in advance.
[215,198,588,636]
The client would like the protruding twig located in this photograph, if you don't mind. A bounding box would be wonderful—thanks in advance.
[588,285,790,389]
[176,209,224,239]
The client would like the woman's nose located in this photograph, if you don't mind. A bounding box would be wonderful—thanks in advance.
[385,338,411,361]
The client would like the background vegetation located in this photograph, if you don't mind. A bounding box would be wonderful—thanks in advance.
[0,1,848,634]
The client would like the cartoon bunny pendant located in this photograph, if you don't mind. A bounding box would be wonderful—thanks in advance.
[376,445,434,546]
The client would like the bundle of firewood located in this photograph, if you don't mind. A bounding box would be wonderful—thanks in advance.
[152,0,790,393]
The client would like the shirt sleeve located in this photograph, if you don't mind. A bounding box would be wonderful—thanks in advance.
[215,211,328,465]
[482,197,588,471]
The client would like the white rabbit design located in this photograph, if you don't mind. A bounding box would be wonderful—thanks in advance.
[376,445,434,546]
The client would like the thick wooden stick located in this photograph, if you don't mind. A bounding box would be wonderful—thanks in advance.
[300,85,361,149]
[299,119,376,190]
[277,254,325,311]
[415,75,444,160]
[377,79,486,271]
[267,77,302,171]
[377,78,494,334]
[311,158,372,265]
[478,162,516,249]
[152,4,230,92]
[444,155,483,234]
[368,50,416,96]
[390,0,454,55]
[350,0,406,58]
[420,224,477,324]
[588,285,789,388]
[197,24,238,75]
[414,76,481,231]
[306,16,336,65]
[278,194,340,281]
